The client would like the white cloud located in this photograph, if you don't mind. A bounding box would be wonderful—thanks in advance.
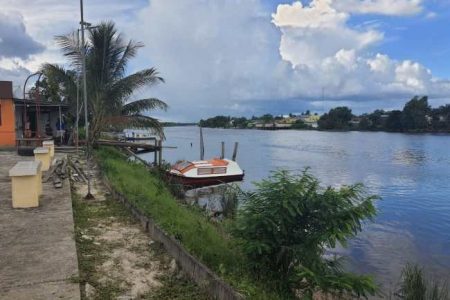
[273,1,383,67]
[270,0,450,102]
[0,0,449,121]
[132,0,284,119]
[333,0,423,16]
[425,11,437,19]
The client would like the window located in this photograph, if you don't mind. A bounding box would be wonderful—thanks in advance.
[212,167,226,174]
[197,168,213,175]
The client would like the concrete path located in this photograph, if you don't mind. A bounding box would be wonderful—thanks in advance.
[0,151,80,300]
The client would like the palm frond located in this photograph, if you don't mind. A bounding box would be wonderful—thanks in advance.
[122,98,168,115]
[108,68,164,103]
[55,32,83,68]
[112,40,144,80]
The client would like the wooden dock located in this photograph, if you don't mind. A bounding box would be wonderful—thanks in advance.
[95,139,176,166]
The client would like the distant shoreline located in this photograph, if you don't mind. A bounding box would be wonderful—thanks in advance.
[175,125,450,134]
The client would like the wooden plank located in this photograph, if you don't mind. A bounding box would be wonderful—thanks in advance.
[123,147,154,169]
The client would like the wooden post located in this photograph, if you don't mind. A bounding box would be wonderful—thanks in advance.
[232,142,238,161]
[158,140,162,167]
[200,127,205,160]
[153,139,157,166]
[220,141,225,159]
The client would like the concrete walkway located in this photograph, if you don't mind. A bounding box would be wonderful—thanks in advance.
[0,151,80,300]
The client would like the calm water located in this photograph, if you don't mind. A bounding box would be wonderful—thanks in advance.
[143,126,450,290]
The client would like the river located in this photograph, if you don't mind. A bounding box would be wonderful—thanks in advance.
[141,126,450,292]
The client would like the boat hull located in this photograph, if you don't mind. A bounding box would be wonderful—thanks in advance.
[166,173,244,187]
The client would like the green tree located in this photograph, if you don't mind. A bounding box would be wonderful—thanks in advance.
[291,119,309,129]
[232,117,248,129]
[41,21,168,143]
[385,110,403,132]
[401,96,430,131]
[430,105,450,131]
[261,113,274,124]
[318,106,353,130]
[199,115,231,128]
[233,170,378,298]
[358,115,371,130]
[367,109,386,130]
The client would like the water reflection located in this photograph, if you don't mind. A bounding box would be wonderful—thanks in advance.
[143,127,450,289]
[392,149,426,166]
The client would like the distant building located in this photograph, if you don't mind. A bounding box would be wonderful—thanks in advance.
[301,114,320,128]
[0,81,68,147]
[349,117,361,126]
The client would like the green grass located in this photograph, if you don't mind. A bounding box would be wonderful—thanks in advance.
[398,263,449,300]
[72,186,210,299]
[72,192,128,299]
[96,146,281,299]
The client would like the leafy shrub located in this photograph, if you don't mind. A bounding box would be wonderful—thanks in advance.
[233,169,378,298]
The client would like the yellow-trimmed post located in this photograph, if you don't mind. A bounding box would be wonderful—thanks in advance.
[34,147,51,171]
[42,140,55,158]
[9,161,42,208]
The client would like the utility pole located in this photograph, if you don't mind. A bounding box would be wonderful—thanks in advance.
[75,29,81,154]
[80,0,93,199]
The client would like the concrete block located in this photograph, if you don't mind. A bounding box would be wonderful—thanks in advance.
[42,140,55,158]
[9,161,42,208]
[34,147,50,171]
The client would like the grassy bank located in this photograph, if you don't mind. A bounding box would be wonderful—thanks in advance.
[96,147,281,299]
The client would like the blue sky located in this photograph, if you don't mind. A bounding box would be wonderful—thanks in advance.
[1,0,450,121]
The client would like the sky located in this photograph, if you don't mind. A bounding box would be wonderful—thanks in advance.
[1,0,450,122]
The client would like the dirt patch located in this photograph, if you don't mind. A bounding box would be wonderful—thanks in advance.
[96,222,164,298]
[70,153,209,300]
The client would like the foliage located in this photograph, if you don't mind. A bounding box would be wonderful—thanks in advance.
[385,110,403,132]
[401,96,430,131]
[96,146,281,299]
[41,21,167,144]
[261,113,274,124]
[397,263,448,300]
[199,115,231,128]
[291,119,310,129]
[199,115,250,129]
[233,169,378,298]
[318,106,353,130]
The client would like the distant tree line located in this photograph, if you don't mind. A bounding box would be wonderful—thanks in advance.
[199,111,318,129]
[199,115,252,129]
[199,96,449,133]
[318,96,450,132]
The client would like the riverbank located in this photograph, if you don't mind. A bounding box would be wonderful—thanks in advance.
[95,147,282,299]
[70,152,209,299]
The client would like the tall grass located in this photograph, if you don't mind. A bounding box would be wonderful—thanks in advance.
[398,263,448,300]
[96,146,281,299]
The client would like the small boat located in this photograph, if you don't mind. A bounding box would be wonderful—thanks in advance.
[167,158,244,187]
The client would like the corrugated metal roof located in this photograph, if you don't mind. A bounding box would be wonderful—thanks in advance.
[13,98,69,107]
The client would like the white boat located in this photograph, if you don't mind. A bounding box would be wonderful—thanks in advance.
[167,127,244,187]
[167,158,244,187]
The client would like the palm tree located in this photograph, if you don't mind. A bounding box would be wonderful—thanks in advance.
[41,21,167,143]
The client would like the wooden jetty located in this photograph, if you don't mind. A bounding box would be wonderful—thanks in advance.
[96,139,176,166]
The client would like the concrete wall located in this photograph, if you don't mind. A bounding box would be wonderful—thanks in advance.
[102,176,244,300]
